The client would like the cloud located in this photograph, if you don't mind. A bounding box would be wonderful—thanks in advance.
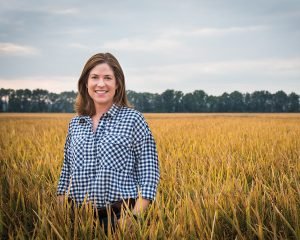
[1,58,299,95]
[0,75,77,93]
[100,25,267,53]
[68,43,89,50]
[102,37,181,52]
[125,58,300,93]
[162,25,268,38]
[128,58,300,76]
[0,42,38,55]
[178,58,300,75]
[49,8,79,15]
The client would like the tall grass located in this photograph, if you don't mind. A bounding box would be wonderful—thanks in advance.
[0,113,299,239]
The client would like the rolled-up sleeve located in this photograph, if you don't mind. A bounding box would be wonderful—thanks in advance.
[133,115,160,201]
[56,120,72,196]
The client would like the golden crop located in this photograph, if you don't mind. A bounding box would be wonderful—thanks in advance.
[0,113,299,239]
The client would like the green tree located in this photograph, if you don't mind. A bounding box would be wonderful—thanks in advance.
[250,91,272,112]
[217,93,230,112]
[192,90,207,112]
[206,95,218,112]
[229,91,244,112]
[174,91,184,112]
[161,89,175,112]
[273,91,288,112]
[182,93,195,112]
[287,92,299,112]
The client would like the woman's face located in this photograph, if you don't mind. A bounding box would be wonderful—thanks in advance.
[86,63,118,109]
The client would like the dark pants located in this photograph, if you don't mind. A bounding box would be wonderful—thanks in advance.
[68,198,136,235]
[97,211,120,234]
[97,198,136,234]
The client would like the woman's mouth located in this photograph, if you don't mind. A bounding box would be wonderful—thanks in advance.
[95,90,108,95]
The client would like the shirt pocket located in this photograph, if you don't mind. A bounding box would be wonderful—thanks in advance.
[69,135,86,169]
[97,134,131,172]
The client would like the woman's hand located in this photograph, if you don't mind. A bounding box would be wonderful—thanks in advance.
[132,197,150,216]
[117,196,150,230]
[117,214,135,230]
[56,195,65,206]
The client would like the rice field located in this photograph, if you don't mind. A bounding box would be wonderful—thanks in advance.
[0,113,299,239]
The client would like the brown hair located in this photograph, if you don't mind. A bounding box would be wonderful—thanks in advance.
[74,53,131,116]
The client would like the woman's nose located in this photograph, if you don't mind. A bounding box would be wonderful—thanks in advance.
[97,78,105,86]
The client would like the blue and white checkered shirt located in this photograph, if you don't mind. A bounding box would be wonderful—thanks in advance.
[56,104,160,208]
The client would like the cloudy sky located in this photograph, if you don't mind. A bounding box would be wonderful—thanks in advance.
[0,0,299,95]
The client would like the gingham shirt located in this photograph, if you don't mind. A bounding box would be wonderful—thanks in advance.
[56,104,160,208]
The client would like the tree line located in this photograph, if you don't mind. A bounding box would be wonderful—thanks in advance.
[0,88,299,113]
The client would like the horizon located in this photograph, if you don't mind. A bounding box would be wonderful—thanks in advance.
[1,87,299,96]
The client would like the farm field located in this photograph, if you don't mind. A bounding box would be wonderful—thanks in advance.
[0,113,300,239]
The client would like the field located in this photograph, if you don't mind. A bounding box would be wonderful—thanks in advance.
[0,113,300,239]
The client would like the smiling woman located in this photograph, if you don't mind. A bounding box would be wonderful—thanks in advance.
[74,53,129,117]
[86,63,117,112]
[56,53,160,235]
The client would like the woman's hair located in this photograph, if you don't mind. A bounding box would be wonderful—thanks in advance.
[75,52,131,116]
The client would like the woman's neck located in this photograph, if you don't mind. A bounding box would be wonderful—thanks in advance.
[94,102,113,118]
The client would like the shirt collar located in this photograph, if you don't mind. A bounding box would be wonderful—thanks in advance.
[105,103,120,118]
[78,103,120,122]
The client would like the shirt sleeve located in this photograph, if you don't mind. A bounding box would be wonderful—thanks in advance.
[133,113,160,201]
[56,119,72,196]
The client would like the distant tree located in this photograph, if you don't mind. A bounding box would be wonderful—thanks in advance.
[0,88,298,113]
[273,91,288,112]
[218,92,230,112]
[244,93,251,112]
[30,89,49,112]
[0,89,11,112]
[7,92,21,112]
[153,93,163,112]
[250,91,272,112]
[206,95,218,112]
[59,91,76,112]
[192,90,207,112]
[287,92,299,112]
[142,93,154,112]
[15,89,32,112]
[48,92,59,112]
[227,91,244,112]
[127,90,139,109]
[182,93,194,112]
[161,89,175,112]
[174,91,184,112]
[127,90,150,112]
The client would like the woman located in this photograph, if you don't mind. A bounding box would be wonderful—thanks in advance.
[56,53,160,233]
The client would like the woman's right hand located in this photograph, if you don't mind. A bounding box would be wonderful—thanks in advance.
[57,195,65,206]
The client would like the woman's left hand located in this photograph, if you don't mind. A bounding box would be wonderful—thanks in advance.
[117,197,149,230]
[117,213,136,231]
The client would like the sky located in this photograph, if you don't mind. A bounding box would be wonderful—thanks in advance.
[0,0,300,95]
